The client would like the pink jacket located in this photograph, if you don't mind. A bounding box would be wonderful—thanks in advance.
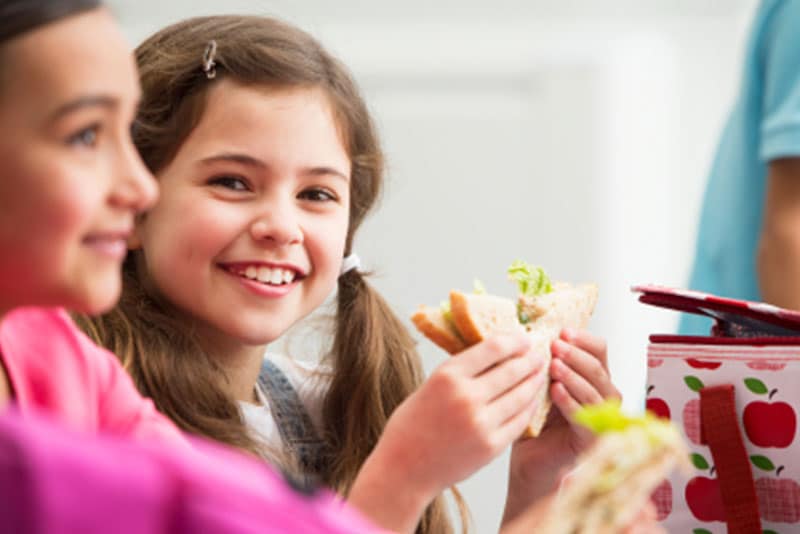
[0,409,384,533]
[0,307,384,533]
[0,307,184,444]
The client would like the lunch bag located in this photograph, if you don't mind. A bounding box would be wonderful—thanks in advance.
[634,285,800,534]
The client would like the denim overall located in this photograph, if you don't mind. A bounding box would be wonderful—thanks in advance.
[257,358,328,477]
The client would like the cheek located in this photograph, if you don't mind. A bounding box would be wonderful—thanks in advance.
[9,158,101,246]
[141,197,242,280]
[310,213,350,279]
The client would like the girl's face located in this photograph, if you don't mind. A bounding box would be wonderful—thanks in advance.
[136,82,351,348]
[0,9,157,316]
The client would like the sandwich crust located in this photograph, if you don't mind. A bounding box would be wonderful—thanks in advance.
[410,306,467,355]
[449,291,522,345]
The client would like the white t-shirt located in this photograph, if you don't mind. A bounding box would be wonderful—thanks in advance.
[238,353,329,449]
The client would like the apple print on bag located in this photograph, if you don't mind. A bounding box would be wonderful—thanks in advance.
[650,479,672,521]
[646,384,670,420]
[747,360,788,371]
[743,378,797,448]
[683,376,704,445]
[751,455,800,523]
[686,452,725,522]
[687,358,722,370]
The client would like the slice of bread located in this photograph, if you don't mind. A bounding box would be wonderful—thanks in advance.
[519,329,554,437]
[518,283,599,331]
[449,291,524,344]
[410,305,467,355]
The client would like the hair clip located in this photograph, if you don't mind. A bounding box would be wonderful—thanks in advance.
[202,40,217,79]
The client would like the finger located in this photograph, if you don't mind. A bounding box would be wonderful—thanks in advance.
[549,380,583,420]
[476,349,545,402]
[452,333,533,377]
[493,385,547,448]
[549,358,604,407]
[560,328,608,369]
[551,339,620,400]
[486,368,548,428]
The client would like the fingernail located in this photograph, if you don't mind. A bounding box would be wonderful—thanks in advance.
[516,332,533,349]
[562,328,576,341]
[552,339,568,356]
[550,358,564,376]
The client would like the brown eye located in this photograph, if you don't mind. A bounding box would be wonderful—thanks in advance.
[209,176,250,191]
[298,188,336,202]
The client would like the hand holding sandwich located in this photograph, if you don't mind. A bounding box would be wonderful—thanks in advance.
[348,331,550,533]
[501,328,622,525]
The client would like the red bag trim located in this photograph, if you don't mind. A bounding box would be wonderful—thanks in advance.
[700,384,762,534]
[650,334,800,346]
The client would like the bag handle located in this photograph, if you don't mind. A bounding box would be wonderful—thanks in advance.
[700,384,761,534]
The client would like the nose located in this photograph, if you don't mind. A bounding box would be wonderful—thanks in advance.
[250,202,303,246]
[108,140,159,213]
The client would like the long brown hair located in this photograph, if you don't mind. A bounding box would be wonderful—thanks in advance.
[76,15,466,533]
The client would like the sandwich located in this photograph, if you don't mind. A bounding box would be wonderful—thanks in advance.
[537,400,689,533]
[411,261,598,437]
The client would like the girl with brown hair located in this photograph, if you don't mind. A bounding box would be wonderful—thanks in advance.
[78,14,622,533]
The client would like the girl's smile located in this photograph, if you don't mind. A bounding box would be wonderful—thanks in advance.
[220,261,308,299]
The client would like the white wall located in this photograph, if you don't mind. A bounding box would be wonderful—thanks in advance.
[110,1,757,531]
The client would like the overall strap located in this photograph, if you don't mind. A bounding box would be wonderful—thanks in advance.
[257,358,328,474]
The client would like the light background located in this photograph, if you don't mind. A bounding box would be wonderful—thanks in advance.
[109,1,758,531]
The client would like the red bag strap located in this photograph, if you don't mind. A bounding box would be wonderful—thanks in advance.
[700,384,761,534]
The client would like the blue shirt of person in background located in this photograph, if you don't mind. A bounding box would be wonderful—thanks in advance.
[680,0,800,334]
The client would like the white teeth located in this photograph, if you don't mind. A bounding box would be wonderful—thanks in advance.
[237,265,297,285]
[257,267,273,283]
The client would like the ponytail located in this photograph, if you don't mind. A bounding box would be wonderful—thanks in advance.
[320,269,470,533]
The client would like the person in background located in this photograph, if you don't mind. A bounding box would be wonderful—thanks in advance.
[681,0,800,334]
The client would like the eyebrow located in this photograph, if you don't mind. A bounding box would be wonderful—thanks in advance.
[200,152,350,182]
[49,95,118,123]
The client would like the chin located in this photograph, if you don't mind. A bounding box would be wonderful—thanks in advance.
[74,281,121,316]
[226,322,286,346]
[236,330,282,346]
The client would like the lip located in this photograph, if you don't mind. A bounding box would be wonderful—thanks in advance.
[82,230,132,260]
[220,265,301,299]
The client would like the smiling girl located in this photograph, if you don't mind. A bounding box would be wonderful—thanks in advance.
[0,0,179,440]
[78,14,624,533]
